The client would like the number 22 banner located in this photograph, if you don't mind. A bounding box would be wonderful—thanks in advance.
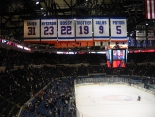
[76,18,93,41]
[58,18,75,41]
[110,17,127,42]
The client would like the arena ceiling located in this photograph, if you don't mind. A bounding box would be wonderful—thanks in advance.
[0,0,150,42]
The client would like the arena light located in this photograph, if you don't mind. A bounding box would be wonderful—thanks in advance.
[97,51,106,54]
[36,1,39,4]
[16,44,23,49]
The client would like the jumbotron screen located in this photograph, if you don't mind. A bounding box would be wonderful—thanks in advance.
[112,49,127,68]
[112,50,125,60]
[106,49,127,68]
[112,60,126,68]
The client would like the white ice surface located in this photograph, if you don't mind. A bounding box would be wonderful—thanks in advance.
[75,84,155,117]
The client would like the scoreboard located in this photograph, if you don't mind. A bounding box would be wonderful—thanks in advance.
[24,17,127,43]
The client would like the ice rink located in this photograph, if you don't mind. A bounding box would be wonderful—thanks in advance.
[75,84,155,117]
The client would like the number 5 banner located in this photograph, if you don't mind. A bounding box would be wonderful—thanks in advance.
[76,18,93,41]
[110,17,127,42]
[58,18,75,41]
[93,17,109,41]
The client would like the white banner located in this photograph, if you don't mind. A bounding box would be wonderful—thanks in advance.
[41,19,57,41]
[93,17,109,41]
[76,18,92,41]
[136,37,146,40]
[136,30,146,36]
[58,19,75,41]
[24,19,40,41]
[147,29,155,40]
[148,30,154,36]
[95,42,101,46]
[110,17,127,41]
[136,25,145,30]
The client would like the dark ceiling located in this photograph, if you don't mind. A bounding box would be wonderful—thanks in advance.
[0,0,151,41]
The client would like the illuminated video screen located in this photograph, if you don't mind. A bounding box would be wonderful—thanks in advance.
[112,49,127,68]
[112,49,125,60]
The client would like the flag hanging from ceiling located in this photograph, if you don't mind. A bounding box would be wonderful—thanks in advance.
[146,0,155,19]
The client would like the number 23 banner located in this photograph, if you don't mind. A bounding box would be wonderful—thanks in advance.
[76,18,93,41]
[110,17,127,42]
[41,19,57,42]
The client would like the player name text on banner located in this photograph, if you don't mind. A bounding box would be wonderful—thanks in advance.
[110,17,127,42]
[76,18,93,41]
[58,18,75,41]
[24,19,40,42]
[93,17,109,41]
[41,19,57,42]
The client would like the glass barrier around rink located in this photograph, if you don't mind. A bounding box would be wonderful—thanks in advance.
[75,76,130,86]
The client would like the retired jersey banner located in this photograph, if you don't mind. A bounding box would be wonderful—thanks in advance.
[110,17,127,41]
[136,37,146,40]
[58,18,75,41]
[147,29,155,40]
[24,19,40,42]
[41,19,57,42]
[136,30,146,37]
[93,17,109,41]
[76,18,92,41]
[146,0,155,19]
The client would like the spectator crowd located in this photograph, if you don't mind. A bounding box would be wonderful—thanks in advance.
[0,47,155,117]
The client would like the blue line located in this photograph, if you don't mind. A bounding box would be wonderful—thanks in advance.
[94,36,109,38]
[111,39,127,40]
[76,37,92,39]
[111,37,127,38]
[41,37,57,39]
[58,37,75,39]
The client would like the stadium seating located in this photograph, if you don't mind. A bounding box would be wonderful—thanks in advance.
[0,48,155,117]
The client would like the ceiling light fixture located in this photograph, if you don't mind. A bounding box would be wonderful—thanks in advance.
[36,1,39,4]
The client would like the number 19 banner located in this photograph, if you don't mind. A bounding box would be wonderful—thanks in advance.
[76,18,93,41]
[93,17,109,41]
[110,17,127,42]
